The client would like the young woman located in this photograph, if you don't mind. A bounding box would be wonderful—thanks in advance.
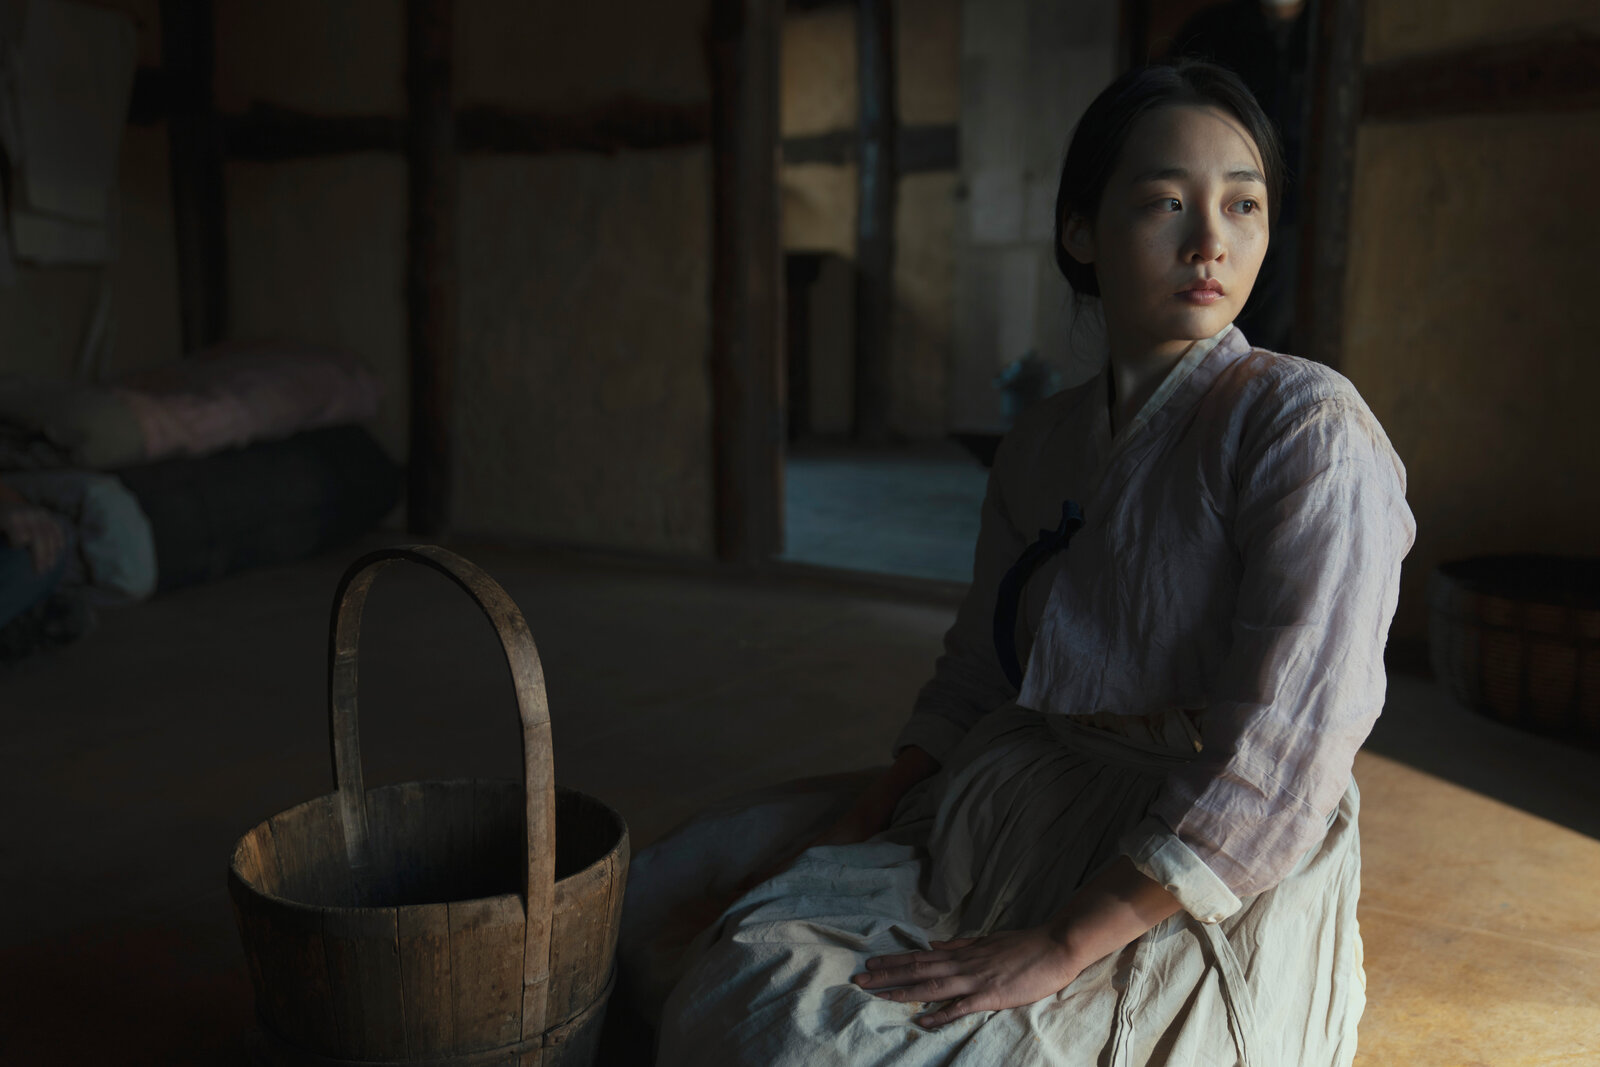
[651,59,1414,1065]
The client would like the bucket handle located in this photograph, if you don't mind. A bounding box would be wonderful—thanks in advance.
[327,544,556,1037]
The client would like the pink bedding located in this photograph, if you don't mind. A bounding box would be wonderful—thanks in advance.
[115,343,381,462]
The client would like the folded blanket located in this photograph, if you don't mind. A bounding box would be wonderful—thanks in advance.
[0,342,384,469]
[2,468,157,604]
[116,342,381,461]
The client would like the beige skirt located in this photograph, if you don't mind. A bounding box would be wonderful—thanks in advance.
[639,706,1366,1066]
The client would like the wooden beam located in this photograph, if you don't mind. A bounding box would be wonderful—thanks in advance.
[781,122,957,172]
[456,100,710,154]
[709,0,784,563]
[1363,28,1600,120]
[405,0,458,536]
[221,107,406,159]
[853,0,897,444]
[1117,0,1153,73]
[153,98,710,159]
[1292,0,1363,371]
[160,0,226,352]
[128,66,190,125]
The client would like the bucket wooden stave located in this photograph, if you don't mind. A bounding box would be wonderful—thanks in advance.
[1428,554,1600,748]
[228,545,629,1066]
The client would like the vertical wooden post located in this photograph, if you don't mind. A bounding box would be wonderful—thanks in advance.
[853,0,897,445]
[709,0,784,563]
[406,0,458,535]
[1117,0,1153,71]
[1294,0,1363,371]
[162,0,226,353]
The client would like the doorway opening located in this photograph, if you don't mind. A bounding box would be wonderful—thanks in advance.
[716,0,1358,580]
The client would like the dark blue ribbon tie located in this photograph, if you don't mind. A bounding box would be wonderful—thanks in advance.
[992,499,1084,691]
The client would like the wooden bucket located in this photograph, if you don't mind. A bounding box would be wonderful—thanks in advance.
[1428,554,1600,748]
[228,545,630,1066]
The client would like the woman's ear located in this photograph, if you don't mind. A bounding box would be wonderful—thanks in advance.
[1061,213,1095,266]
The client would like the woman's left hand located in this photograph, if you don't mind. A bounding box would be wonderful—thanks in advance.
[852,927,1085,1029]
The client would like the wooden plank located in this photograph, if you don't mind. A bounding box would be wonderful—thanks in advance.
[449,895,525,1053]
[128,66,188,126]
[457,100,710,154]
[781,123,959,173]
[142,87,709,156]
[231,825,282,893]
[406,0,458,536]
[1117,0,1153,72]
[853,0,897,444]
[221,108,406,159]
[602,832,630,977]
[387,781,433,905]
[475,778,524,900]
[1291,0,1363,371]
[360,785,402,906]
[709,0,785,563]
[397,902,454,1057]
[409,782,455,904]
[322,907,407,1060]
[544,859,612,1025]
[227,871,273,1028]
[444,780,481,899]
[1363,29,1600,121]
[242,898,342,1053]
[519,727,557,1043]
[160,0,226,352]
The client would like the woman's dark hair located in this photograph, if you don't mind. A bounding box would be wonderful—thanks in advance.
[1052,59,1285,297]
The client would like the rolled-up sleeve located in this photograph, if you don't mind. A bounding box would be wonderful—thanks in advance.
[1129,393,1416,918]
[892,436,1030,763]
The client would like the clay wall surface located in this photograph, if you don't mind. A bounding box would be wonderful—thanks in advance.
[1364,0,1600,62]
[216,2,409,461]
[215,0,715,553]
[449,0,715,554]
[1342,3,1599,639]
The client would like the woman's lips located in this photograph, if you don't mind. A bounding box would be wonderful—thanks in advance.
[1176,288,1225,305]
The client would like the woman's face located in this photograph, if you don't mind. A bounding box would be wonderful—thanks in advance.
[1064,104,1270,354]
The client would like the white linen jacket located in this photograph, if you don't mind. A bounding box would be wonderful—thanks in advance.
[894,324,1416,923]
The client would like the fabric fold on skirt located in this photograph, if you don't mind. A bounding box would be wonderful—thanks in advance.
[649,705,1366,1067]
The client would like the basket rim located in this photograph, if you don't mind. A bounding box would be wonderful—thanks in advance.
[228,778,628,914]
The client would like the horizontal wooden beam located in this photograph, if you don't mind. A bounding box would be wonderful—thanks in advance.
[221,107,405,158]
[456,99,709,154]
[1363,28,1600,120]
[782,122,958,173]
[131,74,712,158]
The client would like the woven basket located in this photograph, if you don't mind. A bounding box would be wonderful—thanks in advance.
[1428,554,1600,747]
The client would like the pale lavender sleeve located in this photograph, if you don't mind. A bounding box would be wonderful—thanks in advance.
[1127,392,1416,916]
[892,436,1029,763]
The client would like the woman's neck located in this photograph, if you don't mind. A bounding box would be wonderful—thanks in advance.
[1106,336,1194,435]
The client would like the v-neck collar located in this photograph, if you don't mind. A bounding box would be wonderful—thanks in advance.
[1102,322,1237,452]
[1080,323,1248,508]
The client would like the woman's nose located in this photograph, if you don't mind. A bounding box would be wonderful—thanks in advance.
[1182,213,1226,263]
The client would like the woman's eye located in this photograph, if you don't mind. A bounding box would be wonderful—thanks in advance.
[1151,197,1181,212]
[1234,198,1259,214]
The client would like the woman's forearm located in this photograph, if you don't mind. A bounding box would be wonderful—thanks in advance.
[1048,855,1184,970]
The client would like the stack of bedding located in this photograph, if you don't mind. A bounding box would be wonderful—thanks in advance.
[0,343,401,599]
